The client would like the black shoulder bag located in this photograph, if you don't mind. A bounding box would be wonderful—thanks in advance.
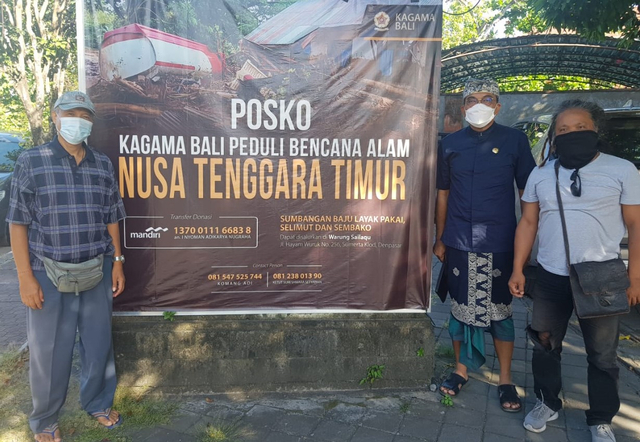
[554,161,630,318]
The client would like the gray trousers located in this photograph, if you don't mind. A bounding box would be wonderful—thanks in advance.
[28,260,117,433]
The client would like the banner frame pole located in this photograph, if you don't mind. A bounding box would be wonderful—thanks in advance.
[76,0,86,92]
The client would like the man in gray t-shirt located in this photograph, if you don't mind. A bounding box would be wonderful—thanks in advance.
[523,153,640,276]
[508,99,640,442]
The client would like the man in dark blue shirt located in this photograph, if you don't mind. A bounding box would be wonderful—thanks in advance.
[7,91,126,442]
[434,78,535,413]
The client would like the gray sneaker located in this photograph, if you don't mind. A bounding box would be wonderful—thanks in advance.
[590,424,616,442]
[523,399,559,433]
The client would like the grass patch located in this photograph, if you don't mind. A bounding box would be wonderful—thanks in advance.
[434,344,455,359]
[113,387,179,427]
[0,348,32,442]
[399,402,410,413]
[196,419,250,442]
[0,347,178,442]
[59,387,178,442]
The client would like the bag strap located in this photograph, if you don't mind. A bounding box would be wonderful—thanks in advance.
[554,161,572,267]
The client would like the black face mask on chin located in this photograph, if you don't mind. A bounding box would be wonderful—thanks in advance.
[553,130,599,170]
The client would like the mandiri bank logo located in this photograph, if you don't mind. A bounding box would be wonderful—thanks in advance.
[129,226,169,239]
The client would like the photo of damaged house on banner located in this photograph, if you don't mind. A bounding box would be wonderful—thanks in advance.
[81,0,442,311]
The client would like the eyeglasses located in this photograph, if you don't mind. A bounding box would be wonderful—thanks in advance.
[465,96,496,106]
[570,169,581,197]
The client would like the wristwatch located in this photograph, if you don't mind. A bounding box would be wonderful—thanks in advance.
[113,255,125,263]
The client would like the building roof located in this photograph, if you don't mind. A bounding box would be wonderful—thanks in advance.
[441,35,640,92]
[245,0,442,45]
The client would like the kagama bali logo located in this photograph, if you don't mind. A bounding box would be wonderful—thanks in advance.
[374,11,390,32]
[130,226,169,239]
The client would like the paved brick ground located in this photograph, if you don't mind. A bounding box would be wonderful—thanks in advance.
[0,246,26,350]
[102,259,640,442]
[3,254,640,441]
[103,290,640,442]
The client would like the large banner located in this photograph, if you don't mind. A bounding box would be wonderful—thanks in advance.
[81,0,442,311]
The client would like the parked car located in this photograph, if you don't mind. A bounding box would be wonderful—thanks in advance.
[0,133,23,169]
[0,171,12,246]
[511,114,551,149]
[0,132,22,246]
[529,107,640,166]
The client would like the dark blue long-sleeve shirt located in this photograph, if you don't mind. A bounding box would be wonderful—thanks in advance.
[437,123,536,253]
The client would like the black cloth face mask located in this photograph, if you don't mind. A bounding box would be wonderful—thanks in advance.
[553,130,599,170]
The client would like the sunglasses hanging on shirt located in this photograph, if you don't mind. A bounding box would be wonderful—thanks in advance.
[570,169,581,197]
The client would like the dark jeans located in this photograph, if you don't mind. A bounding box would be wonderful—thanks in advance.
[529,265,621,426]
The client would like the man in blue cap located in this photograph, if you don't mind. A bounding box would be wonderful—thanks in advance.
[7,91,126,442]
[434,78,536,413]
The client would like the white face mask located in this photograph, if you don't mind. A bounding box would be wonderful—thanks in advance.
[58,117,93,145]
[464,103,496,128]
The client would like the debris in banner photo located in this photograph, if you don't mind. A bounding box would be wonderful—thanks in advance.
[86,12,436,145]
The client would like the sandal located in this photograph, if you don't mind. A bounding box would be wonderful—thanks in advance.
[89,408,123,429]
[498,384,522,413]
[439,372,468,396]
[34,422,62,442]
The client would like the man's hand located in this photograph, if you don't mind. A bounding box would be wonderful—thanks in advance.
[18,273,44,309]
[622,204,640,306]
[111,262,125,297]
[508,271,526,298]
[433,239,446,262]
[627,281,640,307]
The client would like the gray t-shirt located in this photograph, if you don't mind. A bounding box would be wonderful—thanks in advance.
[522,154,640,276]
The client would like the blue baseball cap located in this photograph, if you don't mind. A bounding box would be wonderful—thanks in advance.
[54,91,96,114]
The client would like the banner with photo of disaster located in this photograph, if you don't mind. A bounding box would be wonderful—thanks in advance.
[82,0,442,311]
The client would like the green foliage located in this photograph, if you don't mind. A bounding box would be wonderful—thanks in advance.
[441,394,454,407]
[0,100,29,140]
[0,78,32,147]
[84,0,296,58]
[84,8,124,50]
[499,75,619,92]
[0,1,77,85]
[444,75,624,94]
[227,0,296,36]
[530,0,639,42]
[399,402,410,413]
[442,0,543,49]
[443,0,497,50]
[163,311,177,321]
[359,364,385,386]
[416,347,425,357]
[498,1,548,35]
[445,0,639,44]
[0,0,77,145]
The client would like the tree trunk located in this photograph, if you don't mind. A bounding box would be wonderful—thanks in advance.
[0,0,72,146]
